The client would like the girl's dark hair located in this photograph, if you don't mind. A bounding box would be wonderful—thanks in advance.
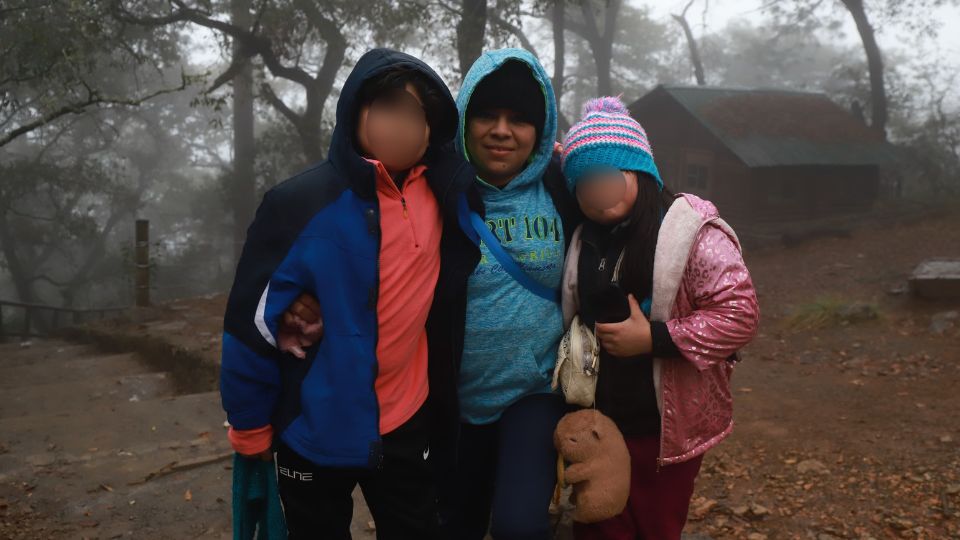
[355,66,446,138]
[617,175,675,302]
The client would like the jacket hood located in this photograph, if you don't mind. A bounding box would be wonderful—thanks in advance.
[328,48,460,198]
[455,48,558,192]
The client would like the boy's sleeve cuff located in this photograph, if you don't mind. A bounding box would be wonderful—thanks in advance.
[651,321,681,358]
[227,424,274,455]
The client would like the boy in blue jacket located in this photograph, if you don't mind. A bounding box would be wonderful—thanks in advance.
[219,49,474,539]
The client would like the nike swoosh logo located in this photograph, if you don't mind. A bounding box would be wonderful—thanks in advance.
[422,445,430,461]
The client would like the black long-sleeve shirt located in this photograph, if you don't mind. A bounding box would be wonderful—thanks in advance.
[576,221,681,437]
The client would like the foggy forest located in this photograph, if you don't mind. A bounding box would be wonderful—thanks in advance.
[1,0,959,538]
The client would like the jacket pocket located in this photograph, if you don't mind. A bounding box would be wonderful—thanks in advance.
[289,334,380,462]
[457,343,550,421]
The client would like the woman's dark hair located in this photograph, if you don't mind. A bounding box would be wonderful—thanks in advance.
[617,175,675,302]
[355,66,446,138]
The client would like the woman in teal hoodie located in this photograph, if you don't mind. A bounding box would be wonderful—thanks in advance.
[280,49,581,539]
[439,48,581,540]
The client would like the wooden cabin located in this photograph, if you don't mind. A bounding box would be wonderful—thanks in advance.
[628,85,892,233]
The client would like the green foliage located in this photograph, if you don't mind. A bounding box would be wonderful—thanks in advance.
[2,0,958,308]
[784,297,881,331]
[1,0,186,147]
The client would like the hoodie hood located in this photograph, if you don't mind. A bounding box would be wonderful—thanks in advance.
[455,48,558,193]
[328,48,460,199]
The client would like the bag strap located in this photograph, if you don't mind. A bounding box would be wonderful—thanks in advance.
[458,194,559,303]
[611,250,625,282]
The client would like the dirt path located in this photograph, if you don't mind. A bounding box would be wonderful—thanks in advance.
[0,339,380,539]
[0,340,235,539]
[2,206,958,539]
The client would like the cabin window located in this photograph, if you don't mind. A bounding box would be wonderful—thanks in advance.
[657,152,680,191]
[685,163,709,191]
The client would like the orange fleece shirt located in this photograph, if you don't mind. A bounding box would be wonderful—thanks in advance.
[370,159,441,434]
[227,160,441,454]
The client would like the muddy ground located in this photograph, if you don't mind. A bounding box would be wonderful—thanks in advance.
[1,205,958,539]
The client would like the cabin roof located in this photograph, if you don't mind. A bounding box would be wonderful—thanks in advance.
[629,85,894,167]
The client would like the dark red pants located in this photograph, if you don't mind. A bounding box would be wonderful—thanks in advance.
[572,436,703,540]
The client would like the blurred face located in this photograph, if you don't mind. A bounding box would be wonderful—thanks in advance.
[466,108,537,187]
[576,170,639,225]
[356,82,430,173]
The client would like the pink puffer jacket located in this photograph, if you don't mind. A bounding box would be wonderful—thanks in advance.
[562,193,760,466]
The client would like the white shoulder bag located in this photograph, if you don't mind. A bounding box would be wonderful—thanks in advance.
[552,251,624,407]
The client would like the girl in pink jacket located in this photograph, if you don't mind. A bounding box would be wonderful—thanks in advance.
[559,97,760,540]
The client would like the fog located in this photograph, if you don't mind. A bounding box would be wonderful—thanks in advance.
[1,1,959,538]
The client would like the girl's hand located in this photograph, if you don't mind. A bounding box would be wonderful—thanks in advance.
[278,293,323,359]
[594,294,652,357]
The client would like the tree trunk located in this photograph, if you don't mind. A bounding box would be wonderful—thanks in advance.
[672,11,705,85]
[841,0,887,140]
[552,1,570,132]
[117,0,344,169]
[457,0,488,80]
[578,0,620,96]
[594,46,612,96]
[296,112,326,164]
[0,213,35,304]
[230,0,256,264]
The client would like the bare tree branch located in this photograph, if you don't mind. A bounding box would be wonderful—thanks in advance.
[114,0,345,163]
[489,11,538,56]
[0,72,187,148]
[672,0,706,85]
[207,55,250,94]
[113,0,316,89]
[0,1,57,17]
[260,82,302,129]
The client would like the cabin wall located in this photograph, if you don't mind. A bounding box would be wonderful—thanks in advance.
[630,90,881,233]
[744,165,880,222]
[630,91,750,218]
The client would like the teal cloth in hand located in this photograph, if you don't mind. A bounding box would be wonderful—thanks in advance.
[232,453,286,540]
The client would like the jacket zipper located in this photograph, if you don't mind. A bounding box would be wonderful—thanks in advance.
[370,201,384,470]
[400,196,421,248]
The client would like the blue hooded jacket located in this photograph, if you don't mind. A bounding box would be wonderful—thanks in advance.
[219,49,474,468]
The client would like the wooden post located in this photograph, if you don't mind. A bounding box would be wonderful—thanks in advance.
[135,219,150,307]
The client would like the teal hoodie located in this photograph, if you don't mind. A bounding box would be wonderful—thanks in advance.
[455,48,564,424]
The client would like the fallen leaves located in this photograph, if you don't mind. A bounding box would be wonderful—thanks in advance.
[796,459,829,475]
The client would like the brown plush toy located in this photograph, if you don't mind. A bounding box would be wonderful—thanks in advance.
[554,409,631,524]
